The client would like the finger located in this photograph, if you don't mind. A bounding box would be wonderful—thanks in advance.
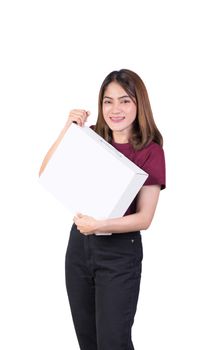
[77,117,84,127]
[68,112,86,124]
[78,227,87,235]
[82,231,88,235]
[78,116,88,126]
[82,112,90,124]
[71,109,88,116]
[76,212,83,218]
[70,110,89,119]
[82,110,90,118]
[81,110,90,122]
[67,115,82,127]
[72,117,84,127]
[73,215,79,222]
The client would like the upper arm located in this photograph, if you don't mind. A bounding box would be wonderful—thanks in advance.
[136,185,161,228]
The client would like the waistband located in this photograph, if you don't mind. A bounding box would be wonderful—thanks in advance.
[71,224,140,239]
[95,231,141,239]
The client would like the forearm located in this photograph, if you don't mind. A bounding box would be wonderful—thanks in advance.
[97,212,150,234]
[74,186,160,235]
[39,126,68,176]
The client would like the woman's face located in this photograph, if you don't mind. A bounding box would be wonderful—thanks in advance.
[102,81,137,137]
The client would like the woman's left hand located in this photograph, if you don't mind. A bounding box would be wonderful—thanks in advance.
[73,213,100,235]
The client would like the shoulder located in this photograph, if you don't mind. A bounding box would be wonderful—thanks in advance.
[134,142,166,190]
[147,142,165,161]
[134,141,165,166]
[144,141,164,153]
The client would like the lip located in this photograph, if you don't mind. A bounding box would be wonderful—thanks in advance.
[109,117,125,123]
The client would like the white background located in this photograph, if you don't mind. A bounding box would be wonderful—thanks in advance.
[0,0,212,349]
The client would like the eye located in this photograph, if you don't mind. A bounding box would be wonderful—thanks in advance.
[103,100,111,104]
[122,99,131,104]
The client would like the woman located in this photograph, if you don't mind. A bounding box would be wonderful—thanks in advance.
[39,69,166,350]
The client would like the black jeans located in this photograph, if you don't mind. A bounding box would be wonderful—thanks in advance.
[65,223,143,350]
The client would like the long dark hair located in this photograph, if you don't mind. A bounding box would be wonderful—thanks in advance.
[94,69,163,150]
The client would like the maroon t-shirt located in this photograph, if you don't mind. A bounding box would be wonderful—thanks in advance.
[90,125,166,216]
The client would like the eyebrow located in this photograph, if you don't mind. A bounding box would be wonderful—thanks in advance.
[103,95,130,100]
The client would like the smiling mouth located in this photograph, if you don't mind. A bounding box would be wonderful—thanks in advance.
[110,117,125,122]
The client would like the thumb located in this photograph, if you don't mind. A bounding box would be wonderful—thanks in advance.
[76,212,83,218]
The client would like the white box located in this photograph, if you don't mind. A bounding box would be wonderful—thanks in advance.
[39,123,148,232]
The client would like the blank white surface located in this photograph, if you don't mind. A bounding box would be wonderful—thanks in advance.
[0,0,212,349]
[39,123,148,219]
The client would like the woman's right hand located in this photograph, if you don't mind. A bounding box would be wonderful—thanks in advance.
[65,109,90,129]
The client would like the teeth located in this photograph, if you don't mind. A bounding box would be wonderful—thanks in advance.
[110,117,125,120]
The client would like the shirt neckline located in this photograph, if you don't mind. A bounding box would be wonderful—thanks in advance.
[111,140,132,150]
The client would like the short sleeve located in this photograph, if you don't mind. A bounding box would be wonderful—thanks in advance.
[141,144,166,190]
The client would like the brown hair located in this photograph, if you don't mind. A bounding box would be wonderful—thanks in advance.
[94,69,163,150]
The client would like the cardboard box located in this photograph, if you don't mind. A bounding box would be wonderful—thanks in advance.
[39,123,148,233]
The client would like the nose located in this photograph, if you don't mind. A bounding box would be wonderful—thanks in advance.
[110,102,122,114]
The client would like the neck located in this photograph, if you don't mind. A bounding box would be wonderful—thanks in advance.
[112,130,129,144]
